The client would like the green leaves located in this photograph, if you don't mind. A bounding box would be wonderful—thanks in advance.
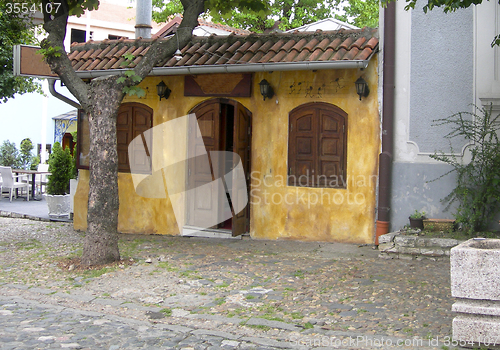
[430,105,500,233]
[117,69,145,97]
[38,44,63,58]
[122,86,146,98]
[0,1,43,102]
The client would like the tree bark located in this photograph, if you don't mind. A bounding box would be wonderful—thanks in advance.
[81,76,123,265]
[41,0,205,266]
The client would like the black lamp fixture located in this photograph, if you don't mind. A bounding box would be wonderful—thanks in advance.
[355,77,370,101]
[156,81,171,101]
[259,79,274,101]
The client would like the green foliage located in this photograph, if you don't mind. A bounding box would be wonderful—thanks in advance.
[153,0,377,33]
[0,140,21,168]
[31,154,40,171]
[19,138,36,170]
[153,0,268,28]
[38,44,63,58]
[430,105,500,233]
[0,2,43,102]
[66,0,100,17]
[336,0,380,28]
[409,209,426,219]
[47,142,72,195]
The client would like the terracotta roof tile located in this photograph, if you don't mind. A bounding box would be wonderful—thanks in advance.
[332,48,347,61]
[338,37,354,50]
[248,51,265,63]
[186,42,201,55]
[269,39,285,53]
[215,42,231,55]
[327,38,342,50]
[303,38,319,51]
[293,49,310,62]
[69,28,379,73]
[307,48,325,61]
[365,37,378,49]
[234,41,252,53]
[226,40,242,54]
[355,47,373,61]
[352,36,367,49]
[283,49,300,62]
[246,40,263,53]
[281,40,297,52]
[343,47,359,60]
[269,50,288,63]
[291,38,308,52]
[318,48,335,61]
[257,40,275,53]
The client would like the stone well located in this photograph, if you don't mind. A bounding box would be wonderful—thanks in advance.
[451,238,500,348]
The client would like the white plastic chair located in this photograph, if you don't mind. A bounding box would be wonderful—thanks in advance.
[34,163,49,195]
[0,166,30,202]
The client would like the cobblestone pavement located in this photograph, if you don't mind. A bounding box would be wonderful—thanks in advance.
[0,217,463,349]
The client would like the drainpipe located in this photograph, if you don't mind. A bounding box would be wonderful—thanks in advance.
[135,0,152,39]
[48,78,81,109]
[375,2,396,246]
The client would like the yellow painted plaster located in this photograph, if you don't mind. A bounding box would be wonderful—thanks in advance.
[74,58,380,243]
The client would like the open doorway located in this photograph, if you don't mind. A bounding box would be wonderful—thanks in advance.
[186,98,251,236]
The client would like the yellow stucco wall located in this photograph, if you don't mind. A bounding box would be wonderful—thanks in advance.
[74,59,380,243]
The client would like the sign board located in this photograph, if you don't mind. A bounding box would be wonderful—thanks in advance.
[13,45,58,78]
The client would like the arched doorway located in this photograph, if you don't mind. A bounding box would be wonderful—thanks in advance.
[186,98,251,236]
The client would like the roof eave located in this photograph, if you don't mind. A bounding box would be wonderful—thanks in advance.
[73,59,373,79]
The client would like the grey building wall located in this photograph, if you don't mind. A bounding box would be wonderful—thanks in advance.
[390,4,475,231]
[409,6,474,153]
[391,162,457,230]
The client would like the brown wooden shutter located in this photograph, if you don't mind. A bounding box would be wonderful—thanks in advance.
[116,103,153,173]
[288,103,347,188]
[117,106,132,172]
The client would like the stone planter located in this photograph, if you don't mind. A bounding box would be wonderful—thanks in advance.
[451,238,500,348]
[45,194,71,218]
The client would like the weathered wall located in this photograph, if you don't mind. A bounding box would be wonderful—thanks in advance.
[74,60,380,243]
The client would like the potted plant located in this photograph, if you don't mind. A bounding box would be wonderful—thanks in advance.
[409,209,426,229]
[45,142,72,218]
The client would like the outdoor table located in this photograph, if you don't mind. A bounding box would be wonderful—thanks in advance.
[12,169,51,201]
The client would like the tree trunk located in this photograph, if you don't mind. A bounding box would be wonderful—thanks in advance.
[81,76,124,265]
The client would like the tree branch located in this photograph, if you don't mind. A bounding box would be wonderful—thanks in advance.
[125,0,205,85]
[42,0,90,109]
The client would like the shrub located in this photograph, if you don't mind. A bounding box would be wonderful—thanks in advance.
[0,140,20,168]
[430,105,500,233]
[19,138,37,170]
[47,142,72,195]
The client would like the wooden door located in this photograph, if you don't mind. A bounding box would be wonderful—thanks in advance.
[187,100,221,227]
[231,102,251,236]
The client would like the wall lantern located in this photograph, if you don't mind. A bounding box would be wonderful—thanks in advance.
[355,77,370,100]
[259,79,274,101]
[156,81,171,101]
